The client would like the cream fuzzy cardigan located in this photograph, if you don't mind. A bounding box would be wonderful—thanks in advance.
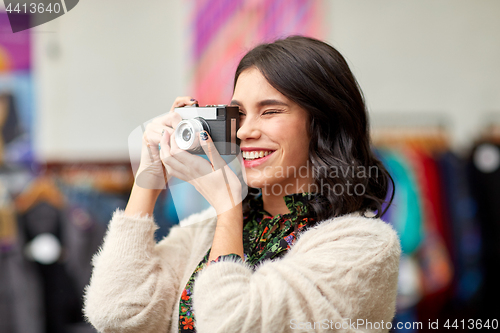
[83,207,401,333]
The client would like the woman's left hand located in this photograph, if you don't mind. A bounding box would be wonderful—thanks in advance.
[159,130,243,215]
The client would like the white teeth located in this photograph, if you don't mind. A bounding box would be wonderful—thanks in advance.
[242,150,274,160]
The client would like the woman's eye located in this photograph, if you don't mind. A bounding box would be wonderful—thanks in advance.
[238,110,246,116]
[263,110,282,115]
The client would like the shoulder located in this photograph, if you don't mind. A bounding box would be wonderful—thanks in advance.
[289,211,401,264]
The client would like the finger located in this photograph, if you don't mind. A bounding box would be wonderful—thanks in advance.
[169,130,196,161]
[169,96,198,112]
[199,131,226,171]
[160,111,183,130]
[152,111,182,132]
[142,130,160,162]
[169,131,215,176]
[199,131,237,208]
[143,125,167,164]
[159,129,186,177]
[147,118,179,160]
[144,122,170,145]
[158,126,175,141]
[169,131,199,167]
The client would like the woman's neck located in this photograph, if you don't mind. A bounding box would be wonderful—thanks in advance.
[262,192,290,217]
[261,176,316,216]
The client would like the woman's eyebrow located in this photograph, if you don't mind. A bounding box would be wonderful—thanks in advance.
[230,99,289,108]
[257,99,289,107]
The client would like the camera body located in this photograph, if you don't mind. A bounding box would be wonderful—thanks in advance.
[174,105,240,155]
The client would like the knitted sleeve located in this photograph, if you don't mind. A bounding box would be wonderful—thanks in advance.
[191,214,401,333]
[83,208,213,333]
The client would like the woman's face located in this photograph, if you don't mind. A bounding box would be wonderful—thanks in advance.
[232,67,313,193]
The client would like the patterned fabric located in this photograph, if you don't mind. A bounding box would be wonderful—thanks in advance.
[178,253,243,332]
[178,192,318,333]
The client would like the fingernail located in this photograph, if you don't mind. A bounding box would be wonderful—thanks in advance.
[200,131,208,141]
[190,98,196,101]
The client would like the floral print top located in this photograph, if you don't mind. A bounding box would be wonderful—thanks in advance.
[178,192,318,332]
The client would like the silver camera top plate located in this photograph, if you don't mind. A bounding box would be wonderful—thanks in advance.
[174,106,218,120]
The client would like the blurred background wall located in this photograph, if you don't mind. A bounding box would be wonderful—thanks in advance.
[0,1,499,333]
[24,0,500,161]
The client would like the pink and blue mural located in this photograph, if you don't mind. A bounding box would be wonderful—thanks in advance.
[189,0,325,104]
[0,11,34,166]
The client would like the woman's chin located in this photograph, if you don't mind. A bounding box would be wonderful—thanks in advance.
[244,176,275,189]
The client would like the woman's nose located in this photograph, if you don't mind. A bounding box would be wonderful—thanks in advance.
[237,117,260,141]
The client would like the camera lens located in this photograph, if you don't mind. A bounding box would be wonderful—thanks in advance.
[174,118,209,152]
[182,128,192,142]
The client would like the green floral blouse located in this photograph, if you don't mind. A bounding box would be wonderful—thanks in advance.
[178,192,318,332]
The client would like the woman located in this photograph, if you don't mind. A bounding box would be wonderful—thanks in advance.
[84,36,401,333]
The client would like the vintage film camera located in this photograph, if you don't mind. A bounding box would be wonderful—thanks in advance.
[174,104,240,155]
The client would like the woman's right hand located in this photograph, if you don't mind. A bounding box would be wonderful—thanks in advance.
[135,96,198,191]
[125,96,198,217]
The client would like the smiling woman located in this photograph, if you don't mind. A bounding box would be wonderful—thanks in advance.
[234,36,395,222]
[83,36,401,333]
[232,67,313,204]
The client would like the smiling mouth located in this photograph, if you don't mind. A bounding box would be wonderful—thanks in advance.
[242,150,275,160]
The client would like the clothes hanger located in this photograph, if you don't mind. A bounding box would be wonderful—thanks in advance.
[475,112,500,144]
[15,168,65,214]
[55,163,134,193]
[372,125,450,154]
[0,179,18,248]
[0,93,11,167]
[480,124,500,144]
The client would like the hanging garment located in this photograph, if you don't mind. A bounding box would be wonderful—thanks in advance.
[0,234,45,333]
[18,202,83,333]
[0,179,17,251]
[403,147,454,324]
[63,204,107,300]
[60,184,128,227]
[0,93,22,145]
[377,148,424,255]
[373,148,395,223]
[468,141,500,319]
[0,178,45,333]
[378,148,424,330]
[438,151,482,304]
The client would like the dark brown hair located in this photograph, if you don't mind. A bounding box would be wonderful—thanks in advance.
[235,35,394,221]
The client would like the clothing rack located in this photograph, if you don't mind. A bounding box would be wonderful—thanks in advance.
[370,112,450,152]
[477,112,500,144]
[45,162,134,193]
[370,114,500,324]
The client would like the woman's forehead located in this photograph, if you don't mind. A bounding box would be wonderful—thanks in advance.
[232,68,290,106]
